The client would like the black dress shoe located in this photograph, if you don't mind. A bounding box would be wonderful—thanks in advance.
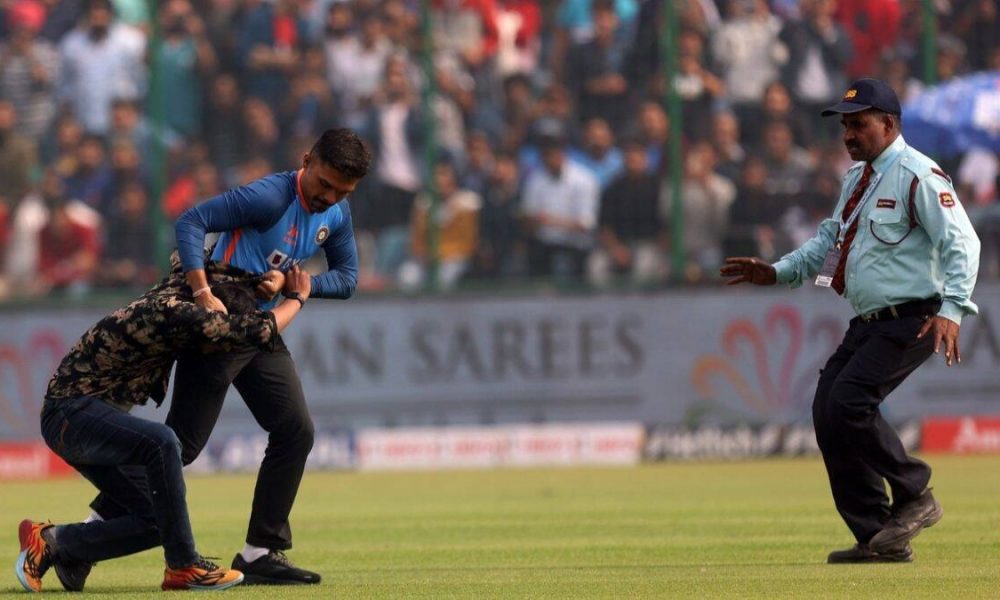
[827,543,913,564]
[231,551,321,585]
[870,488,943,553]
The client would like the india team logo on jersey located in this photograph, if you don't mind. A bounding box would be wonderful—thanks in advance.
[315,226,330,245]
[267,249,290,269]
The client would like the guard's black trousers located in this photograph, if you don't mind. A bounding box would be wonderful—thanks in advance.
[92,337,314,551]
[812,312,936,544]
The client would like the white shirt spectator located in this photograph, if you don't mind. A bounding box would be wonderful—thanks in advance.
[522,159,600,249]
[58,23,146,134]
[712,13,786,105]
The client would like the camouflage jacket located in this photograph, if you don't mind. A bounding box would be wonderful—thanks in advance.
[45,262,277,408]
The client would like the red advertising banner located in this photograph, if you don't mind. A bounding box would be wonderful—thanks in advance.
[922,417,1000,454]
[0,442,75,480]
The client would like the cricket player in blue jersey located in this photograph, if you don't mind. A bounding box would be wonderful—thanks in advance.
[722,80,980,565]
[92,129,373,585]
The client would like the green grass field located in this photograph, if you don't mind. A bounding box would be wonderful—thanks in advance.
[2,456,998,599]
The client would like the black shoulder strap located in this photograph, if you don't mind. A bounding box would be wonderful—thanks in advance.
[907,176,919,229]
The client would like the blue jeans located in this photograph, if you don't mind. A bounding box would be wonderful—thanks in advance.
[40,396,198,568]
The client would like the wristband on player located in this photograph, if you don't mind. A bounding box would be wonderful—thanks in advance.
[192,286,211,298]
[284,291,306,307]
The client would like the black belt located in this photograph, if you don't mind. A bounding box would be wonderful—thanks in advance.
[855,298,942,323]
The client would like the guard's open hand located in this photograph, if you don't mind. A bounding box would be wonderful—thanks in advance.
[720,257,777,286]
[917,316,962,366]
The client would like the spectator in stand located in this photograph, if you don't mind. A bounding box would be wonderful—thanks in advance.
[724,155,779,259]
[361,53,425,283]
[325,9,391,130]
[461,130,496,196]
[494,0,542,77]
[0,0,60,142]
[711,110,746,182]
[553,0,637,80]
[0,100,38,209]
[36,175,102,297]
[568,117,623,190]
[282,44,339,140]
[107,97,181,172]
[57,0,146,135]
[472,152,524,279]
[589,138,666,287]
[521,129,600,282]
[935,34,970,84]
[238,0,305,110]
[203,73,246,179]
[712,0,787,127]
[661,141,736,282]
[674,28,726,142]
[566,0,631,130]
[745,80,814,148]
[835,0,901,78]
[430,0,500,92]
[42,114,84,180]
[98,178,157,288]
[635,99,671,174]
[520,86,575,174]
[380,0,420,50]
[149,0,217,138]
[101,138,146,212]
[778,0,852,140]
[760,119,814,205]
[399,160,482,291]
[164,160,223,221]
[956,0,1000,71]
[62,134,112,213]
[242,97,284,169]
[429,54,472,163]
[497,73,536,153]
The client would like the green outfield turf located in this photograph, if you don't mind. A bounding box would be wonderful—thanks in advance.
[2,456,998,599]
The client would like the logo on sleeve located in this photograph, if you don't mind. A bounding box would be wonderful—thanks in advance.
[939,192,955,207]
[315,226,330,245]
[876,199,896,209]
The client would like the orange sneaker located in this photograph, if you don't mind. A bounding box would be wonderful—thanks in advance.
[15,519,53,593]
[162,556,244,591]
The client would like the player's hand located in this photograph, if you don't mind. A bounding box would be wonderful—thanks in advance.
[283,265,312,301]
[196,290,228,314]
[917,316,961,366]
[720,257,777,286]
[256,269,285,300]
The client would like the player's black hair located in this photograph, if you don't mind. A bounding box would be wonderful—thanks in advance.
[211,282,258,316]
[310,128,373,179]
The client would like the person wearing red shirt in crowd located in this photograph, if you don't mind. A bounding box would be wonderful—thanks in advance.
[835,0,902,79]
[36,173,101,296]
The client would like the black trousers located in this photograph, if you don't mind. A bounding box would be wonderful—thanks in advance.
[93,337,314,551]
[812,313,936,544]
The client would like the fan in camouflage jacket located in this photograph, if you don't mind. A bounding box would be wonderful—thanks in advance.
[44,261,278,410]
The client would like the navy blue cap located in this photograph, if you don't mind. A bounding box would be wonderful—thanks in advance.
[821,78,901,117]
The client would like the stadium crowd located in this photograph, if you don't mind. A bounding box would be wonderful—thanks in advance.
[0,0,997,299]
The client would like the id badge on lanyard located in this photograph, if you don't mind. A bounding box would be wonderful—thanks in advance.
[814,247,841,287]
[814,169,884,288]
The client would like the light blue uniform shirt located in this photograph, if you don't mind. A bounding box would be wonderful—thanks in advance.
[773,135,980,324]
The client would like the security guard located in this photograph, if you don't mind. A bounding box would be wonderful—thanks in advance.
[721,78,981,563]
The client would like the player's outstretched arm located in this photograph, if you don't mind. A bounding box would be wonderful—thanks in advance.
[720,257,777,286]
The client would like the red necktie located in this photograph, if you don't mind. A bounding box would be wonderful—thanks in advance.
[831,163,874,295]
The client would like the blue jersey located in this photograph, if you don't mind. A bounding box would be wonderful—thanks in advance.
[175,170,358,308]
